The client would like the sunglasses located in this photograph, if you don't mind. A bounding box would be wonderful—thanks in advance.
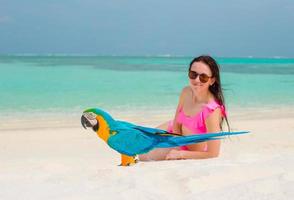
[188,71,212,83]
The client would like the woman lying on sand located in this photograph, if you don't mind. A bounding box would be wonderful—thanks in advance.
[140,55,230,161]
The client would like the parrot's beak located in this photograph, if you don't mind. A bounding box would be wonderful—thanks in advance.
[81,112,99,132]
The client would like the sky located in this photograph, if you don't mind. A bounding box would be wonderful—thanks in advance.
[0,0,294,57]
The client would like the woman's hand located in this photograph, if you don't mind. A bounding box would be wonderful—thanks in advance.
[165,149,184,160]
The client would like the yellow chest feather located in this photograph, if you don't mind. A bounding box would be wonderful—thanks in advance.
[96,116,110,142]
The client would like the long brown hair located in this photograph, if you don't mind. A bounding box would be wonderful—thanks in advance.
[189,55,230,131]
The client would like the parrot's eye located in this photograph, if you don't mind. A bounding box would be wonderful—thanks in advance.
[92,121,99,132]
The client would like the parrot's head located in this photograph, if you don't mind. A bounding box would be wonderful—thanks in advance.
[81,108,115,142]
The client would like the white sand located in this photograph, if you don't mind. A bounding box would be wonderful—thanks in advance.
[1,109,294,200]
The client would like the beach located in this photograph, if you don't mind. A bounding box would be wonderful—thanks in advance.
[1,56,294,199]
[1,107,294,200]
[2,0,294,198]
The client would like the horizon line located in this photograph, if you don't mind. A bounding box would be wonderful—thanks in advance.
[0,53,293,59]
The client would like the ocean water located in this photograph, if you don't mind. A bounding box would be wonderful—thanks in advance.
[0,56,294,118]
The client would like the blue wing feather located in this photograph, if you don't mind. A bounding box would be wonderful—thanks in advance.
[107,128,158,156]
[114,120,176,135]
[155,131,249,148]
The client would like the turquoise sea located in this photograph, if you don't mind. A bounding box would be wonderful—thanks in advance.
[0,56,294,118]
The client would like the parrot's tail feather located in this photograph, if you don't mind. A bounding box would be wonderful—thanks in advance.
[155,131,248,148]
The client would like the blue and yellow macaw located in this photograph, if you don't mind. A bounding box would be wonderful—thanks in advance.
[81,108,248,166]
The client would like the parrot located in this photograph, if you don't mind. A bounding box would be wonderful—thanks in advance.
[81,108,248,166]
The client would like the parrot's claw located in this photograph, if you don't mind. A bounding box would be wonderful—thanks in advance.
[118,161,137,167]
[119,155,137,166]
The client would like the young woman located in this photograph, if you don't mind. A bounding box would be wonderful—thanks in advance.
[139,55,229,161]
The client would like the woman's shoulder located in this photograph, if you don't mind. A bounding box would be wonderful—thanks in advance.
[181,86,191,96]
[206,99,221,109]
[203,99,226,118]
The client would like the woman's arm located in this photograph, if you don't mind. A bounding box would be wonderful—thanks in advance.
[166,108,222,160]
[172,87,187,134]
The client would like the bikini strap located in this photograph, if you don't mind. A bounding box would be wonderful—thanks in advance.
[202,100,227,120]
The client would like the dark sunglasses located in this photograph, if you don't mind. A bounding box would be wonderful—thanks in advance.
[188,71,212,83]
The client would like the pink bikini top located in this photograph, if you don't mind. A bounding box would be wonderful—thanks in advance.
[176,100,226,134]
